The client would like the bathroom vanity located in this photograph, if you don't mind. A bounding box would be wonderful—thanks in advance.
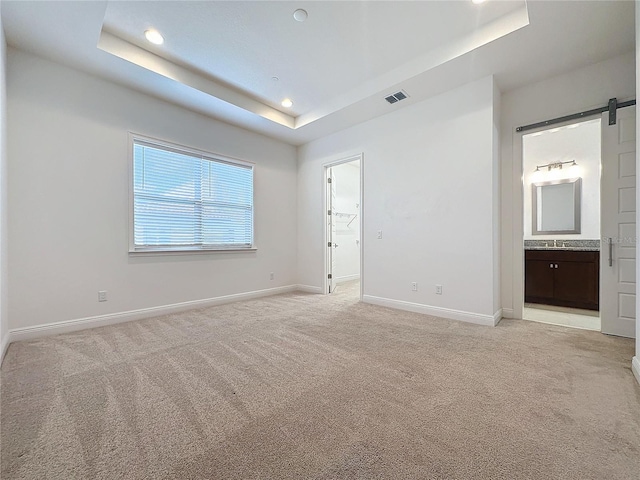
[524,242,599,311]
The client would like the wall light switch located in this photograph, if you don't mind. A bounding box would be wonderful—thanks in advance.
[377,230,383,239]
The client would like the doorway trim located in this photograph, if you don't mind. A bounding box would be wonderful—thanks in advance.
[513,115,601,322]
[322,153,364,300]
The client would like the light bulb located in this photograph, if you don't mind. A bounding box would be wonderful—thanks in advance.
[144,29,164,45]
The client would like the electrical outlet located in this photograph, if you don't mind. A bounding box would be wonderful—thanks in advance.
[435,285,442,295]
[270,272,275,280]
[98,290,107,302]
[411,282,418,292]
[377,230,383,239]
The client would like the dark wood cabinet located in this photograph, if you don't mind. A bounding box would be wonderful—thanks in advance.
[525,250,599,310]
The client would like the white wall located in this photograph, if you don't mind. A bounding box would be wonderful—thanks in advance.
[523,119,601,240]
[6,49,298,331]
[299,76,501,324]
[331,160,360,282]
[0,12,7,357]
[501,52,635,318]
[492,81,501,315]
[634,0,640,385]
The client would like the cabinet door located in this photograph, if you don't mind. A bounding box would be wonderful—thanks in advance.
[554,261,598,307]
[525,260,555,301]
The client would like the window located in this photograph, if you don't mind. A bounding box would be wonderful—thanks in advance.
[130,135,254,252]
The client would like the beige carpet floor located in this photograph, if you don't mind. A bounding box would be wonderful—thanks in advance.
[1,281,639,479]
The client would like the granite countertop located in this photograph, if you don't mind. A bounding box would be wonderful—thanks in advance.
[525,246,600,251]
[524,239,600,252]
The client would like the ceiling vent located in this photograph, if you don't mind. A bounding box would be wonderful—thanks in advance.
[385,90,409,104]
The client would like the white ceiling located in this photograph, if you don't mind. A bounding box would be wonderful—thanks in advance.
[1,1,635,145]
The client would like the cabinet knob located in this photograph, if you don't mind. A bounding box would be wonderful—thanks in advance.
[550,263,553,268]
[555,264,559,268]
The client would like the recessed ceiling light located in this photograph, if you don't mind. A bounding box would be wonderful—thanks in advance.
[144,29,164,45]
[293,9,308,22]
[472,0,487,4]
[281,98,293,108]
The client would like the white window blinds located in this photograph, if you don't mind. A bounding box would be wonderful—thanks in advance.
[132,139,254,251]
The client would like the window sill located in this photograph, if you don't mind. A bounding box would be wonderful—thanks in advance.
[129,247,257,257]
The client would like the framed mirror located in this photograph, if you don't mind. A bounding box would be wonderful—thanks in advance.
[532,177,581,235]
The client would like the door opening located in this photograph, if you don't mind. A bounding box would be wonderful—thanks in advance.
[521,118,602,331]
[520,108,636,339]
[324,155,363,298]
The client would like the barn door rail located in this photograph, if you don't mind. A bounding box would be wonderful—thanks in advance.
[516,97,636,133]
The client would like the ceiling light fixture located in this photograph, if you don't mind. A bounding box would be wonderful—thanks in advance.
[472,0,487,4]
[144,29,164,45]
[293,9,308,22]
[281,98,293,108]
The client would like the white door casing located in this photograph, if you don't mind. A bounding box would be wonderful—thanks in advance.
[323,153,364,298]
[601,106,636,338]
[326,168,337,293]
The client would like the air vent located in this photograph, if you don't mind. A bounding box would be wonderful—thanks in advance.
[385,90,409,104]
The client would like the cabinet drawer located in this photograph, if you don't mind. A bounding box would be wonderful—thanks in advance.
[525,250,599,263]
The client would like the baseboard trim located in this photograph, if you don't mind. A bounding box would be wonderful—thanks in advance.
[7,285,299,345]
[493,308,503,326]
[335,274,360,284]
[502,308,514,319]
[296,284,323,294]
[0,333,9,367]
[632,356,640,386]
[362,295,498,327]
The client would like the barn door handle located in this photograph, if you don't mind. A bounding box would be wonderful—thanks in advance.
[608,237,613,267]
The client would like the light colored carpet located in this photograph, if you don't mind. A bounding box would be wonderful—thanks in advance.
[1,281,639,479]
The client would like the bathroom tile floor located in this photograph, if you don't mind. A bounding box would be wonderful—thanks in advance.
[523,303,600,331]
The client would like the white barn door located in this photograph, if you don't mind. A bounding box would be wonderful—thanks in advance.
[601,106,636,338]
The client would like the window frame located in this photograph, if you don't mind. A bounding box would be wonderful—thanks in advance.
[128,133,256,255]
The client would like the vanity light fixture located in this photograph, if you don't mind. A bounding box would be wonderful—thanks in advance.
[535,160,577,172]
[144,29,164,45]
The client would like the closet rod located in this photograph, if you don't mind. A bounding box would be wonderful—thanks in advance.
[516,98,636,133]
